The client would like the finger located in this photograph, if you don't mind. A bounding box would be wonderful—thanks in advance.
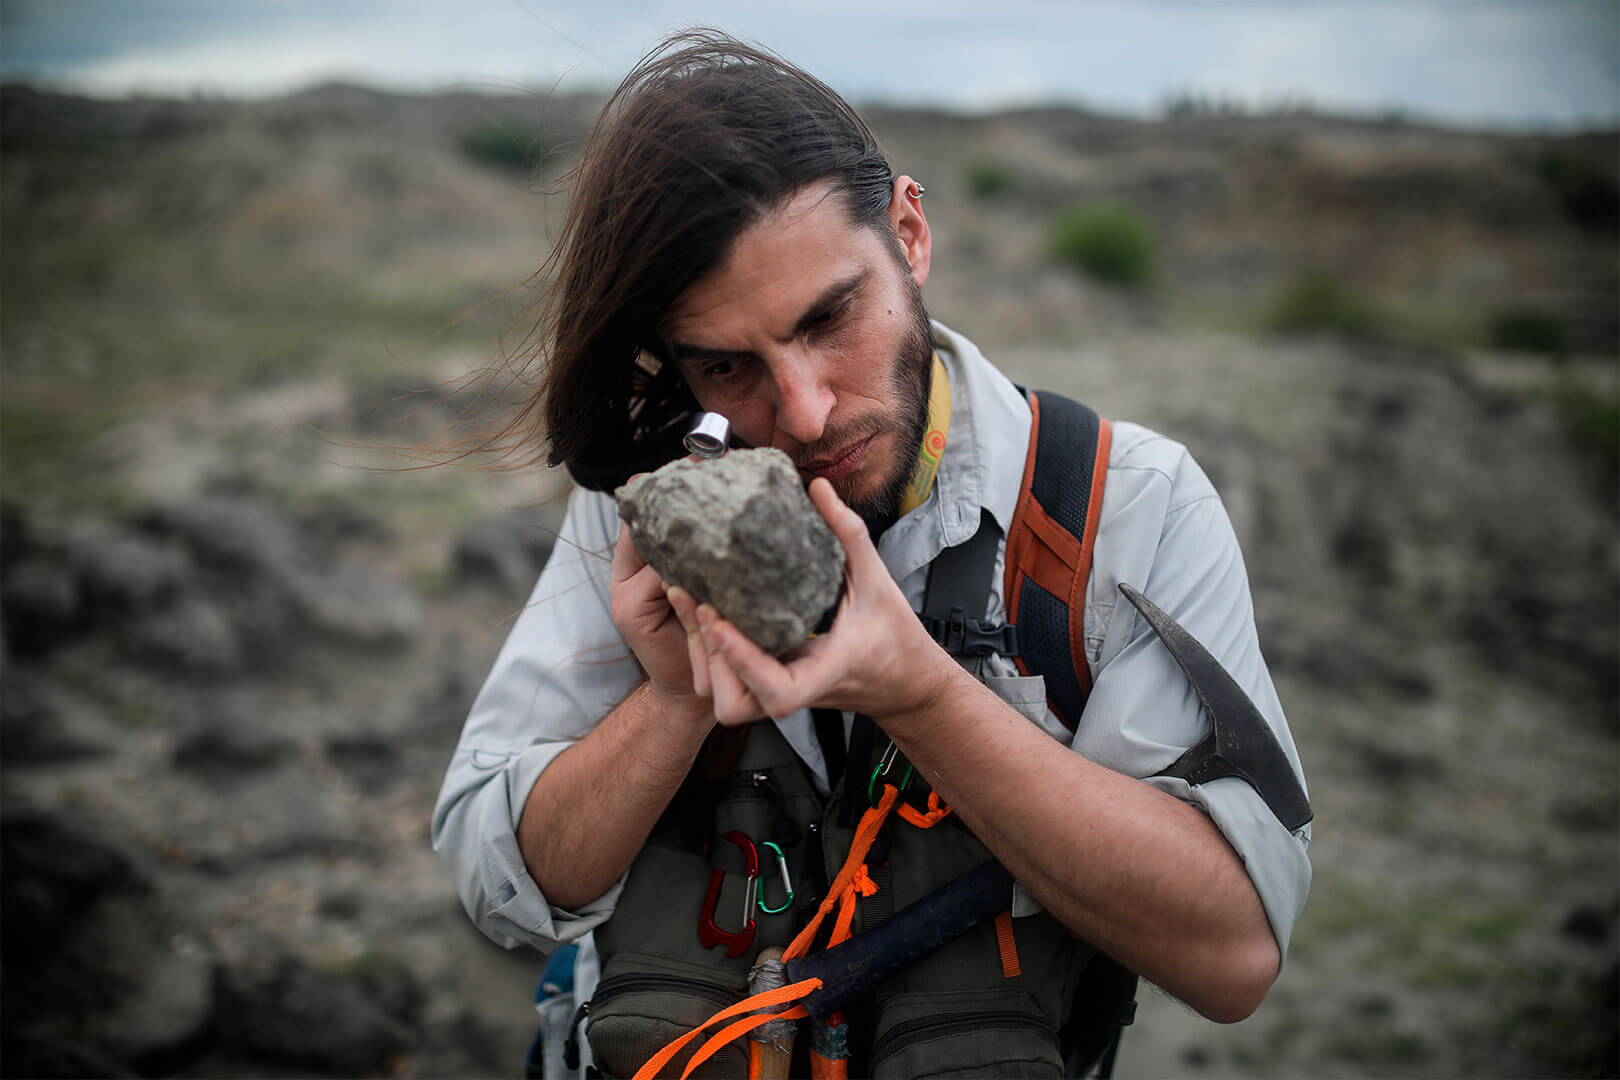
[609,533,675,636]
[701,604,821,720]
[706,637,764,725]
[610,521,647,586]
[697,607,767,724]
[666,586,711,700]
[807,478,887,580]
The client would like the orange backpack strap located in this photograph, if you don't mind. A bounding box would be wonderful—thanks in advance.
[1003,391,1111,731]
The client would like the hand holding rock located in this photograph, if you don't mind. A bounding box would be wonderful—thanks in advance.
[615,449,844,656]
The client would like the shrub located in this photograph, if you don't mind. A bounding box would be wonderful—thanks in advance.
[1550,379,1619,485]
[458,122,548,174]
[1264,272,1386,340]
[1046,204,1156,287]
[1488,308,1567,356]
[964,158,1013,200]
[1538,147,1619,232]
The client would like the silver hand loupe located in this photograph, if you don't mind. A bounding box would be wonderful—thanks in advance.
[684,412,731,458]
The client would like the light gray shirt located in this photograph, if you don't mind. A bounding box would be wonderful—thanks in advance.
[431,321,1312,966]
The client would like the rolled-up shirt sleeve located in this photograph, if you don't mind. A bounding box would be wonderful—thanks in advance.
[431,486,642,952]
[1075,424,1312,960]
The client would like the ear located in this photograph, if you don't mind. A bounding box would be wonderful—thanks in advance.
[887,173,931,288]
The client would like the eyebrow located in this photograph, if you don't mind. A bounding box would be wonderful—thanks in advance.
[668,268,868,365]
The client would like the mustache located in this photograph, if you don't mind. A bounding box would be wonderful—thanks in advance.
[789,414,905,470]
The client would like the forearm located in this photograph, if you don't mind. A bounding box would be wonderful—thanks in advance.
[518,681,713,910]
[881,658,1278,1022]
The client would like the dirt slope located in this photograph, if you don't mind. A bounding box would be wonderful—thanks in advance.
[2,84,1615,1078]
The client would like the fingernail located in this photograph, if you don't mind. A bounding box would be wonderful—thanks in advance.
[696,606,714,629]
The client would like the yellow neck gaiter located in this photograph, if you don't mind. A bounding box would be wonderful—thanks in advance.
[897,353,951,517]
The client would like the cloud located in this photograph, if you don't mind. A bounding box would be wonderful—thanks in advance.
[3,0,1615,129]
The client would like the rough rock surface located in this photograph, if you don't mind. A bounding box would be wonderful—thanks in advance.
[616,449,844,655]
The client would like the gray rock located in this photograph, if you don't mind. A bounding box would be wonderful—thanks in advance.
[0,1037,136,1078]
[142,496,307,581]
[1,672,111,763]
[171,716,295,779]
[63,523,192,611]
[409,657,475,738]
[85,913,216,1071]
[325,731,401,794]
[1,558,83,653]
[451,506,565,593]
[289,566,423,646]
[1,812,148,971]
[616,449,843,655]
[215,955,416,1075]
[299,497,395,547]
[141,496,423,651]
[126,593,243,673]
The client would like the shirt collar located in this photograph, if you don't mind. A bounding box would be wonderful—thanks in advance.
[875,320,1032,583]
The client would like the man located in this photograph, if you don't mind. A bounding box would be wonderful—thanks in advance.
[434,30,1309,1078]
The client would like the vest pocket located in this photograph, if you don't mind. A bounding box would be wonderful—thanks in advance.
[868,986,1063,1079]
[585,951,748,1079]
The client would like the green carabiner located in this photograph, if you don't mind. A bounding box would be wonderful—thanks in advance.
[757,840,795,914]
[867,742,915,806]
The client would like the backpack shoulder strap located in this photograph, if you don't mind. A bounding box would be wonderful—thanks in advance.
[1003,390,1112,731]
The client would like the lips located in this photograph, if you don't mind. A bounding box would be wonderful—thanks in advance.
[800,436,873,481]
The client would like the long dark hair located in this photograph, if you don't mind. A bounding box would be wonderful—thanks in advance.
[517,30,895,491]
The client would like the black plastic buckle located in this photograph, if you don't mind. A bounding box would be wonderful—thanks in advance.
[918,607,1021,658]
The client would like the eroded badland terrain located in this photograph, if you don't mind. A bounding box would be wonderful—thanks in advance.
[2,84,1616,1077]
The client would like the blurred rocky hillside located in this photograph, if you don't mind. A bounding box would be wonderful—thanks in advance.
[2,83,1615,1078]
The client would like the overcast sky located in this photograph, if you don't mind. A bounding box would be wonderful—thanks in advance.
[2,0,1616,130]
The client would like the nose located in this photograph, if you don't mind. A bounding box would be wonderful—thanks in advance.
[765,351,835,448]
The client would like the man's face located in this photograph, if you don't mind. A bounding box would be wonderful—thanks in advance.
[661,181,934,521]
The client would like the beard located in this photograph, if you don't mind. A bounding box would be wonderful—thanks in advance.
[798,271,935,525]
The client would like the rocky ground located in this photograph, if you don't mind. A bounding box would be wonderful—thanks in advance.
[2,84,1616,1077]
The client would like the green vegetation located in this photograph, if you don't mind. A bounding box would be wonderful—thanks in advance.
[1291,874,1536,989]
[1538,146,1620,232]
[1,400,129,507]
[1488,307,1568,355]
[1322,1027,1432,1069]
[1547,378,1620,485]
[964,158,1014,200]
[1257,273,1524,355]
[458,120,550,174]
[1263,272,1387,340]
[1046,203,1156,287]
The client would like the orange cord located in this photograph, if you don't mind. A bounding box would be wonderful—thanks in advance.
[630,980,821,1080]
[634,782,933,1079]
[782,784,900,960]
[897,789,952,829]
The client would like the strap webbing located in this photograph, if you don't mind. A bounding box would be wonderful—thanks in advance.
[995,910,1021,978]
[922,508,1002,621]
[812,708,846,790]
[838,715,876,828]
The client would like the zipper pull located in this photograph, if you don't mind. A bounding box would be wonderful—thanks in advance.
[563,999,589,1070]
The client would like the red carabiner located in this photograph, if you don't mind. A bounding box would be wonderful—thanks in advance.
[698,830,758,958]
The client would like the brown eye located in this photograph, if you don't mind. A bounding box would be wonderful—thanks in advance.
[807,299,850,334]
